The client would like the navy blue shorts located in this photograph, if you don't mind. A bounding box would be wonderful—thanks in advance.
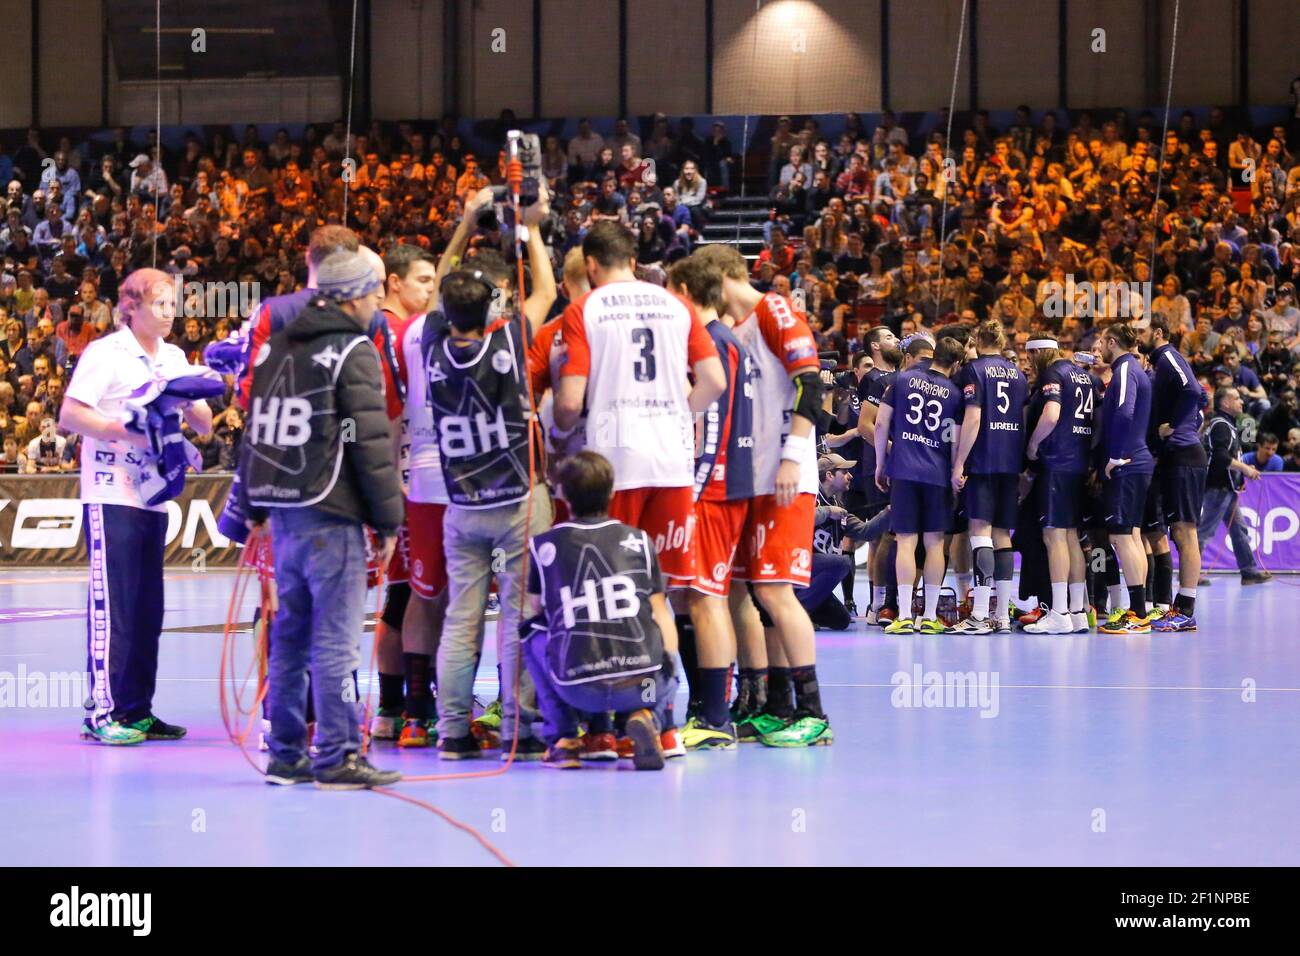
[1103,471,1154,533]
[1158,462,1207,526]
[1142,475,1168,537]
[962,472,1020,528]
[1035,471,1085,529]
[889,479,953,535]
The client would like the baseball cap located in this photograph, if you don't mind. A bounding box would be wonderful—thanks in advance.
[818,453,857,474]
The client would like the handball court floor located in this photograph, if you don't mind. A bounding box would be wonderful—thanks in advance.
[1,567,1297,867]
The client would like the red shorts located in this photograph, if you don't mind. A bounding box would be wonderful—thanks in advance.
[732,492,815,588]
[407,500,448,599]
[609,485,696,587]
[385,521,411,585]
[691,497,749,597]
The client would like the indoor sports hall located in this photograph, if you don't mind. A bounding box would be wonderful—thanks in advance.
[0,0,1297,885]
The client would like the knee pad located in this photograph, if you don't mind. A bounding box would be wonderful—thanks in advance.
[971,535,995,584]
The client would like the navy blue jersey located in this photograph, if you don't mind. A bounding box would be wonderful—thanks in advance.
[1101,353,1155,475]
[852,367,895,490]
[882,366,962,486]
[1149,343,1207,451]
[957,354,1027,473]
[694,320,755,502]
[1037,359,1098,474]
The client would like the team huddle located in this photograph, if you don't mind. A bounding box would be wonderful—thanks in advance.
[843,310,1213,640]
[227,181,1234,783]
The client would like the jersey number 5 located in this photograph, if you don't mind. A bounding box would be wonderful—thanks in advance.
[632,327,657,382]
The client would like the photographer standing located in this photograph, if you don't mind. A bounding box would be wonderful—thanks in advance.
[426,183,557,761]
[241,251,404,789]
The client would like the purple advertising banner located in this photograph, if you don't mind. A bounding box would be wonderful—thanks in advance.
[1201,474,1300,572]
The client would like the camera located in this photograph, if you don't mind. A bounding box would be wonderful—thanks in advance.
[489,130,542,207]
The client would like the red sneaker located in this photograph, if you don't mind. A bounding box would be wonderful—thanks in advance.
[1018,604,1048,626]
[614,736,635,759]
[660,727,686,759]
[580,731,618,761]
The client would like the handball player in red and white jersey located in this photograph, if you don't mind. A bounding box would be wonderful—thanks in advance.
[696,243,832,748]
[367,244,437,742]
[554,222,726,589]
[527,247,591,524]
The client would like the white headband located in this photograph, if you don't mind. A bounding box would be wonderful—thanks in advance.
[1026,338,1058,351]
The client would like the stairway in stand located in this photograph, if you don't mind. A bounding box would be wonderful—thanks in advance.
[697,188,770,264]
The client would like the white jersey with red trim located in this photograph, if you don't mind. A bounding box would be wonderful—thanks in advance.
[560,279,717,491]
[401,313,449,505]
[731,292,820,497]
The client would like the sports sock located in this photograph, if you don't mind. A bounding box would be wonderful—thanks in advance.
[767,667,795,719]
[841,564,856,605]
[1152,551,1174,607]
[873,585,887,610]
[971,536,994,619]
[897,582,915,620]
[402,653,432,720]
[789,665,824,719]
[675,614,700,712]
[993,548,1016,621]
[1107,584,1127,611]
[1128,585,1149,618]
[698,667,731,727]
[735,667,768,715]
[1175,587,1196,615]
[955,570,973,598]
[379,672,404,712]
[1051,582,1069,615]
[1069,582,1088,614]
[923,584,940,620]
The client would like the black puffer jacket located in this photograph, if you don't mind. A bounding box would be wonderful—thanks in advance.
[240,296,403,534]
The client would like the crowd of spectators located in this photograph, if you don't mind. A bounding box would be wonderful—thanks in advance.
[3,101,1300,475]
[756,105,1300,463]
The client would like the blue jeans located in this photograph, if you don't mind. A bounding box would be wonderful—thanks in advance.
[437,488,553,742]
[798,552,854,611]
[522,633,677,745]
[1197,486,1258,574]
[266,508,368,770]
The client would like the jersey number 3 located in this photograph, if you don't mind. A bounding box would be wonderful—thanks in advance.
[631,328,657,382]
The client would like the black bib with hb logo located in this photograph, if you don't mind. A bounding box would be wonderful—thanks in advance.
[528,520,665,686]
[424,311,540,508]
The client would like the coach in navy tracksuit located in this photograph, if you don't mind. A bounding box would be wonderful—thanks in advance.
[1096,322,1157,634]
[60,268,213,745]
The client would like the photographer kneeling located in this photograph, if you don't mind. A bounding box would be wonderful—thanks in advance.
[522,452,680,771]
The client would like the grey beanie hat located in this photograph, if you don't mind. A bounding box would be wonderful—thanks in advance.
[315,250,381,302]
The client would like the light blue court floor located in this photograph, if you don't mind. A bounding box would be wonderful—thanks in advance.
[1,568,1297,867]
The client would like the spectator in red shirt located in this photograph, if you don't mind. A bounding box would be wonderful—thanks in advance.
[752,226,797,278]
[55,304,98,359]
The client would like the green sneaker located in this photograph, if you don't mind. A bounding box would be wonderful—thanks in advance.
[917,617,947,635]
[758,714,834,748]
[472,699,502,732]
[126,715,187,740]
[884,616,915,634]
[734,710,788,742]
[1102,607,1128,630]
[80,720,146,745]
